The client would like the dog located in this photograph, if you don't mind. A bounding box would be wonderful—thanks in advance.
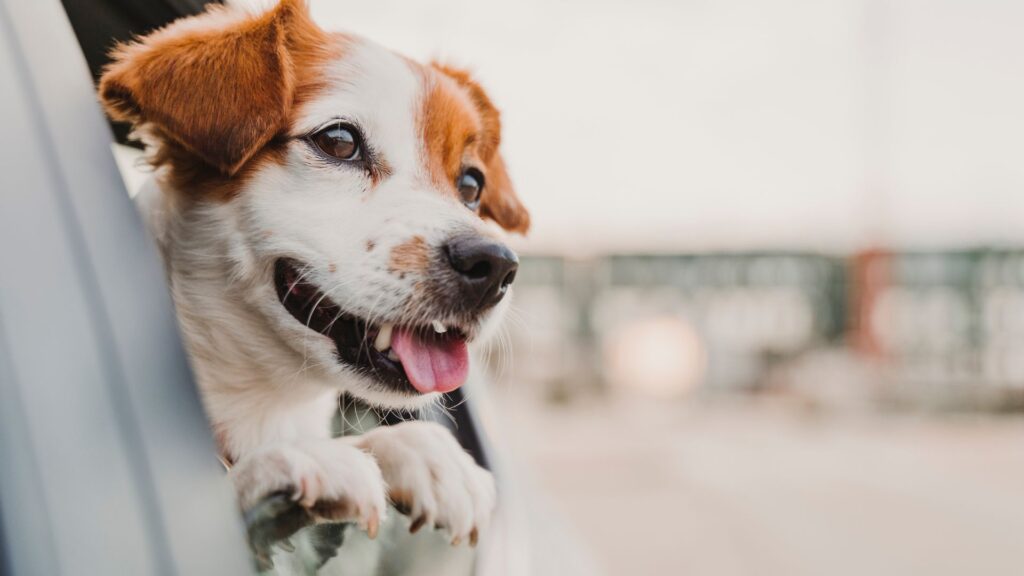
[98,0,529,566]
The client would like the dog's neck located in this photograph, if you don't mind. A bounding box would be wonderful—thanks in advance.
[139,180,339,459]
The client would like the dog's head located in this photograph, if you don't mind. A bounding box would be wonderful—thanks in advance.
[99,0,529,407]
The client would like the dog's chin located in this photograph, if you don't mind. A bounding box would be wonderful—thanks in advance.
[273,258,485,401]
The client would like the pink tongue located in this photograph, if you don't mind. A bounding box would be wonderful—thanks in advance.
[391,328,469,394]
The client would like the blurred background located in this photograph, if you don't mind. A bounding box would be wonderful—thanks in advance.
[129,0,1024,574]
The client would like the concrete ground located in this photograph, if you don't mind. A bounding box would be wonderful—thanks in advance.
[491,392,1024,576]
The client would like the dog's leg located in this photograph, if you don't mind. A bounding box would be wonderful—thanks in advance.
[230,438,388,567]
[353,421,497,546]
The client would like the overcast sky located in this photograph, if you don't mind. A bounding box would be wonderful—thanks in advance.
[235,0,1024,255]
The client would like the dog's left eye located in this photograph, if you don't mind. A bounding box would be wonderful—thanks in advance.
[309,123,363,162]
[457,168,484,209]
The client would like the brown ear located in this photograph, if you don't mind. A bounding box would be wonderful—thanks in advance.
[479,153,530,234]
[433,64,530,234]
[99,1,312,175]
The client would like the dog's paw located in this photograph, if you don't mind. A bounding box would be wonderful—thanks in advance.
[356,421,496,546]
[230,440,387,537]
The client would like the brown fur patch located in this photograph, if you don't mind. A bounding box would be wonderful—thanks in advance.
[99,0,345,201]
[389,236,431,275]
[150,137,290,203]
[420,72,482,195]
[425,64,531,233]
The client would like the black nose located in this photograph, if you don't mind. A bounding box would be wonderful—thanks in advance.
[444,236,519,311]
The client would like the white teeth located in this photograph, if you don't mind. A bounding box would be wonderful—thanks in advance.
[374,323,393,351]
[431,320,447,334]
[387,349,399,362]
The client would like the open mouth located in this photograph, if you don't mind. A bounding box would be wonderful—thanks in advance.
[273,258,470,395]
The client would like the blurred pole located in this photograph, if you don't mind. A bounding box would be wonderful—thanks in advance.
[849,249,890,358]
[852,0,893,359]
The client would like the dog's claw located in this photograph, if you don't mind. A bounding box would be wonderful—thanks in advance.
[367,512,380,539]
[469,528,479,547]
[277,538,296,553]
[410,515,427,533]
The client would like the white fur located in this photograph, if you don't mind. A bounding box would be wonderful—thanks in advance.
[230,438,387,526]
[354,421,497,545]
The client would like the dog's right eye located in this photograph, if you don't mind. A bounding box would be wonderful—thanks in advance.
[309,123,363,162]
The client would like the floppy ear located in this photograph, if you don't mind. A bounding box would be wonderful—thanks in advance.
[99,1,311,175]
[479,153,530,234]
[433,64,531,234]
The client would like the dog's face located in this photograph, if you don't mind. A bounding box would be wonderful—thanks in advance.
[99,0,529,408]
